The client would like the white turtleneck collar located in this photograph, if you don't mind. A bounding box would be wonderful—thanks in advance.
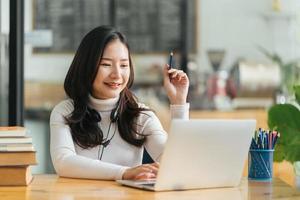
[88,94,120,111]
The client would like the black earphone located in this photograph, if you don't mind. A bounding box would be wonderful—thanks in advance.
[88,100,120,124]
[90,100,121,160]
[110,101,120,123]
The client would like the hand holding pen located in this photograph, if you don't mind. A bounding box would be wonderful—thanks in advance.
[163,51,189,105]
[168,51,173,69]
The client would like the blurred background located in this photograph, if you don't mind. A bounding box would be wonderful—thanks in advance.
[1,0,300,186]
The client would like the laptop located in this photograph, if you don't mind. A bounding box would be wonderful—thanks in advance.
[116,119,256,191]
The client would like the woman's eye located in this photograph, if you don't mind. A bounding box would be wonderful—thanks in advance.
[101,63,111,67]
[121,64,129,68]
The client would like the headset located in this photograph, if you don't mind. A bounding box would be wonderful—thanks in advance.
[89,101,121,160]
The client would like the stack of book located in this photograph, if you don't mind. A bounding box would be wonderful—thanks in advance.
[0,126,37,186]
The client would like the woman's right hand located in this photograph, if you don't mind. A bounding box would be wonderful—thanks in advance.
[122,162,159,180]
[163,64,189,105]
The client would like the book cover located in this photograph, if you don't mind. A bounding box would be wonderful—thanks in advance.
[0,151,37,166]
[0,166,33,186]
[0,137,32,144]
[0,143,35,152]
[0,126,26,137]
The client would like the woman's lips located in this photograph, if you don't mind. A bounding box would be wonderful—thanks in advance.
[105,82,122,89]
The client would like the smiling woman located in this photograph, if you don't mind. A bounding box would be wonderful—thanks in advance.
[49,26,190,181]
[92,39,130,100]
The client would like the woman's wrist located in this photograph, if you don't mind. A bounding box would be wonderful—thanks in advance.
[170,103,189,119]
[170,98,186,105]
[122,169,129,180]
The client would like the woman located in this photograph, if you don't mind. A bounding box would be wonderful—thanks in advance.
[50,26,189,180]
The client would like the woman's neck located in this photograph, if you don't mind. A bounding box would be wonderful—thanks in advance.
[88,94,119,111]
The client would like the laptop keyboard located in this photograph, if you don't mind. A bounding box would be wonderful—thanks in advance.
[141,183,155,187]
[134,179,156,186]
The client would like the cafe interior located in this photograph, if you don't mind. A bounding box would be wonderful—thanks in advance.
[1,0,300,190]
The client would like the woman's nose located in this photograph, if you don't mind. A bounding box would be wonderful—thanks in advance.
[110,65,121,78]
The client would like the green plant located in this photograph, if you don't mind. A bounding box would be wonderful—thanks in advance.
[268,85,300,162]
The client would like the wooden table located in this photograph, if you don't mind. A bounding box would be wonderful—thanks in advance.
[0,175,299,200]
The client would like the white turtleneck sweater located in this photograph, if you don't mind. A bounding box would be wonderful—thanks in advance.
[50,95,189,180]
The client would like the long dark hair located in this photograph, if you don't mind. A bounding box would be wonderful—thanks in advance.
[64,26,148,149]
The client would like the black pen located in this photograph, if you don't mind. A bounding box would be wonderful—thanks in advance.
[168,51,173,69]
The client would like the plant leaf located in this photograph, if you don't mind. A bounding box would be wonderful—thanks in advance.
[285,143,300,162]
[268,104,300,162]
[274,143,286,162]
[294,85,300,105]
[268,104,300,131]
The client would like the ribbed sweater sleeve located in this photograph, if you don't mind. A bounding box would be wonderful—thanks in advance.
[50,101,128,180]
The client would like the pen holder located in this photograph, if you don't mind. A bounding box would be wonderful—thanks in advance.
[248,149,274,181]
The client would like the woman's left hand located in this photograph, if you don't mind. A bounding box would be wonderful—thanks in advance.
[163,64,189,105]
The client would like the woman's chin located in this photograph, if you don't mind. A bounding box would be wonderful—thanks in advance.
[106,92,121,99]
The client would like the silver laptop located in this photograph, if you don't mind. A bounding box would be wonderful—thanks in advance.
[117,119,256,191]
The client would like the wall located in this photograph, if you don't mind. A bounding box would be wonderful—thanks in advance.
[0,0,9,125]
[21,0,300,82]
[199,0,300,72]
[0,0,9,33]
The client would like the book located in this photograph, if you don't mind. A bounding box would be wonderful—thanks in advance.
[0,126,26,137]
[0,166,33,186]
[0,143,35,152]
[0,137,32,144]
[0,151,37,166]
